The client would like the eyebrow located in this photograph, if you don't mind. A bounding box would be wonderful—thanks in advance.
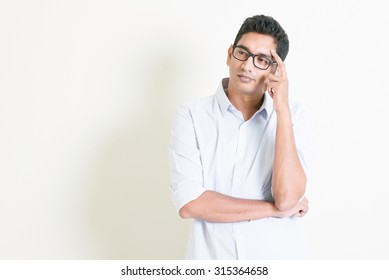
[236,44,273,60]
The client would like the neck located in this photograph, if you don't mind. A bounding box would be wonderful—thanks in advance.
[226,88,265,121]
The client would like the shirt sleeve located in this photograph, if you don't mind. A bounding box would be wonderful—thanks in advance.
[169,104,206,212]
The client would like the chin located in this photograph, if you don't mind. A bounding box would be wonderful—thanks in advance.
[231,79,260,95]
[237,86,261,96]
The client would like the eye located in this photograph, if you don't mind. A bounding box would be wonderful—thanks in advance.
[238,50,248,56]
[233,47,250,60]
[255,56,270,66]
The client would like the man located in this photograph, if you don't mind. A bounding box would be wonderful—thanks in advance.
[169,15,311,259]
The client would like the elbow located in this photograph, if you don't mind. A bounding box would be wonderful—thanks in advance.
[273,174,307,211]
[178,191,210,219]
[273,183,306,211]
[178,204,194,219]
[274,198,298,211]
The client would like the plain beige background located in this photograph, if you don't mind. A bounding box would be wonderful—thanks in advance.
[1,0,389,259]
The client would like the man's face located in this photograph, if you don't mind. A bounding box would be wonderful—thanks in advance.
[227,32,277,96]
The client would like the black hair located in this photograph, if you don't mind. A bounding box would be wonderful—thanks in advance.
[233,15,289,61]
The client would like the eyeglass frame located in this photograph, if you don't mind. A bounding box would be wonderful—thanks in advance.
[232,44,277,70]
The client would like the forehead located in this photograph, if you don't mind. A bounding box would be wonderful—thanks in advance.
[236,32,277,54]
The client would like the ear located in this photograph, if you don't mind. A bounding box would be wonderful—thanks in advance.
[226,45,233,66]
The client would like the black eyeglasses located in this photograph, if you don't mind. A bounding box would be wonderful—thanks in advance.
[232,45,276,70]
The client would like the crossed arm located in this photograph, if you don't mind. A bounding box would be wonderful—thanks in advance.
[179,190,308,223]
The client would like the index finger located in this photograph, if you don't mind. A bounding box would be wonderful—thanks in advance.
[270,49,286,77]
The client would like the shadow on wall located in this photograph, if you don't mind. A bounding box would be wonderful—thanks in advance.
[86,45,189,259]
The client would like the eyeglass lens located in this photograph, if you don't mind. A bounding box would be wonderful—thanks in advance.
[233,47,272,70]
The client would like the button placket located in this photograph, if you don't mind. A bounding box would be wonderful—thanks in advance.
[231,122,247,196]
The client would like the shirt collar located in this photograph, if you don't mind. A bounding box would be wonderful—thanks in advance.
[216,78,274,120]
[215,78,232,116]
[258,91,274,121]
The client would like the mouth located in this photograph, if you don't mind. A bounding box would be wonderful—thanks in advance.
[237,74,254,83]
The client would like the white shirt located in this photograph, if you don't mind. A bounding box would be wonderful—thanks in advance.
[169,78,311,259]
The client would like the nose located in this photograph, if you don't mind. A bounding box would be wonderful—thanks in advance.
[241,56,255,72]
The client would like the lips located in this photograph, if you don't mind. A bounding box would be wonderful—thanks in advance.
[237,74,254,82]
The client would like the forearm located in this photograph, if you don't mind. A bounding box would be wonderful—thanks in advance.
[272,110,306,210]
[179,190,283,223]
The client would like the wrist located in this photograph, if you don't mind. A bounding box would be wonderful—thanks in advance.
[275,106,291,118]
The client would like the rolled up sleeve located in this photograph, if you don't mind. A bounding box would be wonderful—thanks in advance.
[169,104,206,212]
